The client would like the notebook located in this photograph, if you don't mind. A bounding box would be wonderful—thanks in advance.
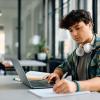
[29,88,90,98]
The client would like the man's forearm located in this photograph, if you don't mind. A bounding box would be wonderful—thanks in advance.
[78,77,100,92]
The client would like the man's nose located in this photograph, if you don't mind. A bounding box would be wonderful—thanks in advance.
[72,30,78,36]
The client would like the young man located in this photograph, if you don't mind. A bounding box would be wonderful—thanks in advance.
[47,10,100,93]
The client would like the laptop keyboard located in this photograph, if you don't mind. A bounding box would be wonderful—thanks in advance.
[29,79,54,88]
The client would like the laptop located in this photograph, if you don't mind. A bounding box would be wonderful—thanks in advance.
[11,58,53,89]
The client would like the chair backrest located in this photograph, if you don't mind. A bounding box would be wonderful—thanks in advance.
[48,58,64,73]
[0,63,6,75]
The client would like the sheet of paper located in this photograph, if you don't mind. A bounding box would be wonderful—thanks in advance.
[29,88,90,98]
[26,71,50,80]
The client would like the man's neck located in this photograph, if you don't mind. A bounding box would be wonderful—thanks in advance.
[83,33,94,45]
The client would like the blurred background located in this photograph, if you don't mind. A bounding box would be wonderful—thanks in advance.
[0,0,100,74]
[0,0,100,60]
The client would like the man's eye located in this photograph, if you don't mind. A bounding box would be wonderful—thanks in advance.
[76,27,80,30]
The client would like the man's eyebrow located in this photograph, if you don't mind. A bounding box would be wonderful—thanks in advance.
[69,24,80,30]
[74,24,80,27]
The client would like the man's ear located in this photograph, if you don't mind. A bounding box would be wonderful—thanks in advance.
[89,22,93,29]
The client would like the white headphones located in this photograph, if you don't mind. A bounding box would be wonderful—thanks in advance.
[76,43,94,56]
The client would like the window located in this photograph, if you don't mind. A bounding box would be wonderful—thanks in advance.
[55,0,77,58]
[55,0,60,57]
[98,0,100,34]
[63,0,69,16]
[0,29,5,56]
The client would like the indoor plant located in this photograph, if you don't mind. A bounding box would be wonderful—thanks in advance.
[37,39,48,60]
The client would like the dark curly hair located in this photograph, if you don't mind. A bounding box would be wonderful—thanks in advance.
[60,9,93,29]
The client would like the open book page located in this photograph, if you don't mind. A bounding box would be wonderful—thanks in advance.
[26,71,50,80]
[29,88,90,98]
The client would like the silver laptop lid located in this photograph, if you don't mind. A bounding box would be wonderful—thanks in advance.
[10,58,31,87]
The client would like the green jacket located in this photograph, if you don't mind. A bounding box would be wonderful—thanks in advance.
[58,36,100,80]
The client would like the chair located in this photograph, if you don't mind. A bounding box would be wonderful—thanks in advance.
[2,60,15,75]
[48,58,64,73]
[0,63,6,75]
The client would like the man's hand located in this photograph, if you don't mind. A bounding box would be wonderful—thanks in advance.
[46,73,60,84]
[53,79,77,93]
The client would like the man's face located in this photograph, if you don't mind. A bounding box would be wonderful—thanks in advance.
[68,21,93,44]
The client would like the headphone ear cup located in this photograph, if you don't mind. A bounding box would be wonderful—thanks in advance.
[83,43,93,53]
[76,46,84,56]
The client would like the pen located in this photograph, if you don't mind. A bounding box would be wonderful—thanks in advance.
[62,72,68,79]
